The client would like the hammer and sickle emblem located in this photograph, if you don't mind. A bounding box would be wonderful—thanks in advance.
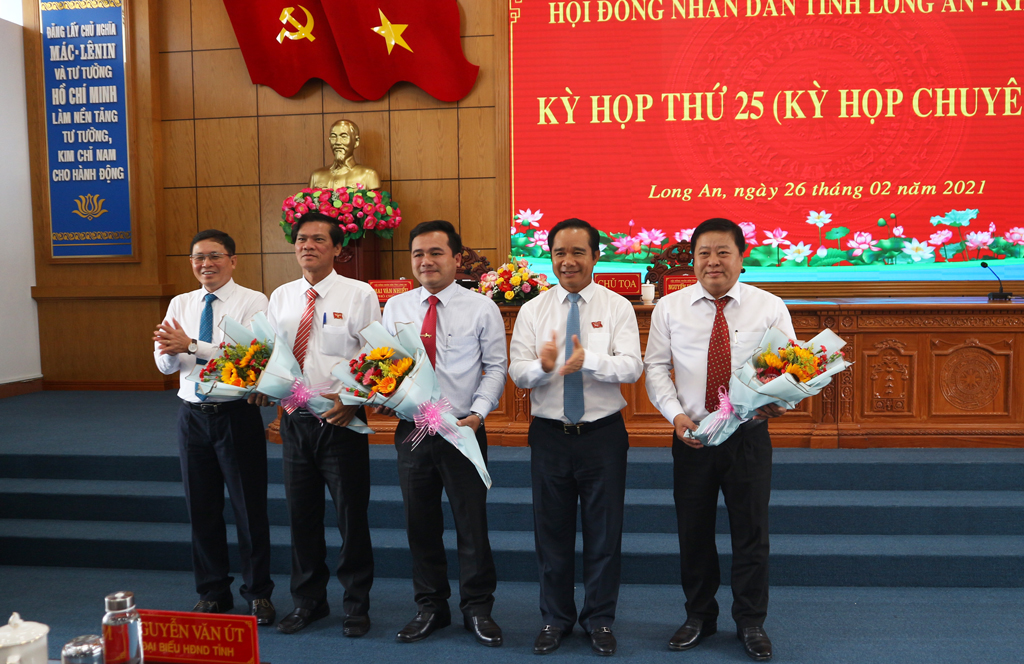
[276,5,315,44]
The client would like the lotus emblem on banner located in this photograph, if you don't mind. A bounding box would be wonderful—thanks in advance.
[72,194,107,221]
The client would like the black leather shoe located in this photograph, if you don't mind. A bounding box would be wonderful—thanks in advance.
[669,617,717,651]
[192,600,232,613]
[396,611,451,643]
[250,599,275,626]
[737,626,773,661]
[343,614,371,638]
[589,627,617,656]
[276,604,329,634]
[533,625,566,655]
[464,615,503,646]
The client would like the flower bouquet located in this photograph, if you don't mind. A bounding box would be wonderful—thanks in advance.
[188,312,372,432]
[476,256,550,304]
[186,313,277,400]
[691,327,852,447]
[332,321,492,489]
[280,186,401,245]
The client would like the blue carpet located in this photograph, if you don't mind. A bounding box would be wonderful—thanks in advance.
[1,567,1019,664]
[2,391,1023,588]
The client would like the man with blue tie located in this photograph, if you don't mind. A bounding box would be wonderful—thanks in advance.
[153,229,275,625]
[509,218,644,656]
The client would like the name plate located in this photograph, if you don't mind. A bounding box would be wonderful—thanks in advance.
[593,273,641,296]
[138,610,259,664]
[369,279,414,302]
[663,275,698,294]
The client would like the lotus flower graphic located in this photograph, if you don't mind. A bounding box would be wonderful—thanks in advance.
[72,194,107,221]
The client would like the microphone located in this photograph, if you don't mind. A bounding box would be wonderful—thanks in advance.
[980,262,1012,301]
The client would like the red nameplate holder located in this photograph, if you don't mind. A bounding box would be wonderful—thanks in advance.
[138,609,262,664]
[369,279,414,303]
[593,273,641,298]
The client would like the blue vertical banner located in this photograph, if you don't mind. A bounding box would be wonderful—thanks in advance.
[40,0,132,259]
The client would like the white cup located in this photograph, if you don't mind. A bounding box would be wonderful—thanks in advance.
[0,614,49,664]
[641,283,656,304]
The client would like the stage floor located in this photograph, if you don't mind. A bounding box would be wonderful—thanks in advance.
[3,567,1022,664]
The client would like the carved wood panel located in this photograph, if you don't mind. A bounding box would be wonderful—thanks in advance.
[864,338,915,416]
[930,336,1013,416]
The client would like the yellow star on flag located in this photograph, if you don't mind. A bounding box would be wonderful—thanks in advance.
[372,8,412,54]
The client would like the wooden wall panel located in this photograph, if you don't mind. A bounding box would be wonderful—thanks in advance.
[190,0,237,50]
[163,188,198,255]
[259,80,323,116]
[195,118,259,186]
[193,50,256,118]
[195,186,261,253]
[157,52,193,120]
[258,114,324,184]
[390,109,460,180]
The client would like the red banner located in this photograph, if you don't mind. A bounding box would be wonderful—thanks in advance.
[511,2,1024,277]
[222,0,363,100]
[138,610,259,664]
[222,0,477,102]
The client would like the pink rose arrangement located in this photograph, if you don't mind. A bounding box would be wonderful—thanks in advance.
[280,185,401,245]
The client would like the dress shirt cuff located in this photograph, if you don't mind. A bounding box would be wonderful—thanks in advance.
[469,398,493,420]
[661,401,687,427]
[195,340,219,361]
[525,358,555,386]
[581,349,603,373]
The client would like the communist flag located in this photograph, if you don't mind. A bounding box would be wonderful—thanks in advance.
[321,0,479,102]
[222,0,365,100]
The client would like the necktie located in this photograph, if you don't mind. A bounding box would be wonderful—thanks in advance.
[195,293,216,400]
[421,295,439,367]
[563,293,584,424]
[705,295,732,413]
[293,287,318,374]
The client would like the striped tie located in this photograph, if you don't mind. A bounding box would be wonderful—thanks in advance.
[705,296,732,413]
[293,287,318,374]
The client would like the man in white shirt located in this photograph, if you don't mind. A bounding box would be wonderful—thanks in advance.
[257,212,382,637]
[644,218,792,662]
[509,218,643,656]
[153,229,275,625]
[380,220,507,647]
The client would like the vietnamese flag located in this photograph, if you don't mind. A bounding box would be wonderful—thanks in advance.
[321,0,479,102]
[222,0,365,100]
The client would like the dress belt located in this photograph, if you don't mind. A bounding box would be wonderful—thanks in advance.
[534,412,623,435]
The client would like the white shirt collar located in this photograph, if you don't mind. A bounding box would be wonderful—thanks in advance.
[202,278,237,302]
[303,270,339,298]
[555,280,598,303]
[689,280,743,306]
[419,281,461,307]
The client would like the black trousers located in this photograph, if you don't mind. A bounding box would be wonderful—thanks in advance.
[280,408,373,616]
[673,420,772,628]
[395,418,496,618]
[528,414,629,633]
[177,400,273,604]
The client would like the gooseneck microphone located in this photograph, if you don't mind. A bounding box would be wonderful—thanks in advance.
[980,262,1012,301]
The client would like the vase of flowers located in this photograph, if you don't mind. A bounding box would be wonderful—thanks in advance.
[280,186,401,280]
[476,256,550,304]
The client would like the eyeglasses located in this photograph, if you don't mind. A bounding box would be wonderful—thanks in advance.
[188,253,232,265]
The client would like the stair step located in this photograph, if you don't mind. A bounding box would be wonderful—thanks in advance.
[1,519,1020,587]
[3,448,1024,490]
[2,479,1021,535]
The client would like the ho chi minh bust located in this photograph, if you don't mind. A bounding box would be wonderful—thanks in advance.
[309,119,381,190]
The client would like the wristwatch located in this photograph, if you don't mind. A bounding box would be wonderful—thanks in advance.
[187,339,198,355]
[471,411,484,423]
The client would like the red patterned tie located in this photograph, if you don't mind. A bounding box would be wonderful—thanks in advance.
[705,296,732,413]
[293,287,318,373]
[421,295,439,367]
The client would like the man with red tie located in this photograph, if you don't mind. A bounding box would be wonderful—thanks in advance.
[378,220,507,646]
[644,218,792,662]
[259,212,381,636]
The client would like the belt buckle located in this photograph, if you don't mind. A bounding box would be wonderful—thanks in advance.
[200,403,218,414]
[562,422,582,435]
